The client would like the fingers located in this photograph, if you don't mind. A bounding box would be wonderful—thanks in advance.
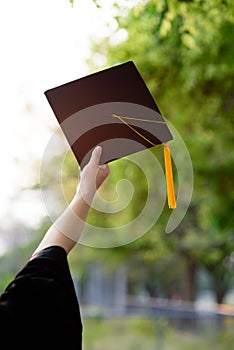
[90,146,110,189]
[96,163,110,189]
[77,145,110,197]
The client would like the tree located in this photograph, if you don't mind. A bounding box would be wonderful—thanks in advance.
[83,0,234,302]
[36,0,234,303]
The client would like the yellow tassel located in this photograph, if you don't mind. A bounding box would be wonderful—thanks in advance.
[163,143,176,209]
[112,114,176,208]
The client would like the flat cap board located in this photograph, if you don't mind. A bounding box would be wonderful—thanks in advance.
[44,61,173,169]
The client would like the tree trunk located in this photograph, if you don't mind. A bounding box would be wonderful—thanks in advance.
[183,257,197,303]
[210,269,229,304]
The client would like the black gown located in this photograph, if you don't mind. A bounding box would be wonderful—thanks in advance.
[0,245,82,349]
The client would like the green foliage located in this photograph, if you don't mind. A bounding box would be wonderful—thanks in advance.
[2,0,233,325]
[83,0,234,302]
[27,0,233,303]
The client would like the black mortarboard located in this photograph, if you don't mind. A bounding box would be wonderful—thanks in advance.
[44,61,176,208]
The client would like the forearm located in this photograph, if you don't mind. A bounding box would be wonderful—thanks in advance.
[31,190,93,257]
[31,146,109,259]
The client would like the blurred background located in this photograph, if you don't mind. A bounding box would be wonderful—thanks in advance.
[0,0,234,349]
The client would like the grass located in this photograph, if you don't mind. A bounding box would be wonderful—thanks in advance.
[82,317,234,350]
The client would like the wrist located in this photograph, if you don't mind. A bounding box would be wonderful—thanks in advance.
[73,185,96,208]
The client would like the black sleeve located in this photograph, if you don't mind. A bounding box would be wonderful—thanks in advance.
[0,245,82,349]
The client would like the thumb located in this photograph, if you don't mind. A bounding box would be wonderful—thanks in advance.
[90,145,102,167]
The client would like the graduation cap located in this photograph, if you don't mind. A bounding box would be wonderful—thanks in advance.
[44,61,176,208]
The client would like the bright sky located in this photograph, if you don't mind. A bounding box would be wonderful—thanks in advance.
[0,0,118,252]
